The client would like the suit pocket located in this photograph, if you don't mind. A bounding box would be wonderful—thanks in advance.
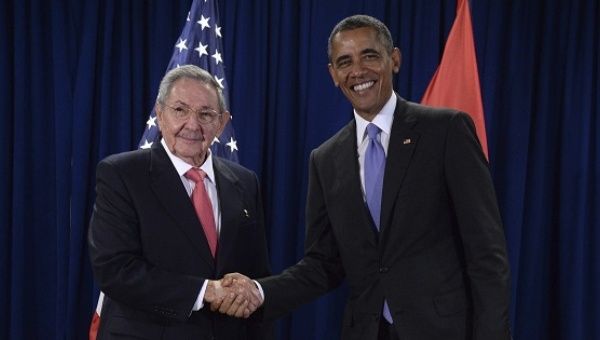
[107,316,164,339]
[433,287,469,317]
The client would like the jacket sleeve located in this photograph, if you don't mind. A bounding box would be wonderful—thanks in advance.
[444,112,512,340]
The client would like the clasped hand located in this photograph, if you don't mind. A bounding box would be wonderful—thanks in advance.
[204,273,262,318]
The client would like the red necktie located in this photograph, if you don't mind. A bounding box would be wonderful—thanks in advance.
[185,168,218,257]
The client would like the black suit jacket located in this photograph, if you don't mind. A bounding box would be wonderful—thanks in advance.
[88,143,272,340]
[259,96,511,340]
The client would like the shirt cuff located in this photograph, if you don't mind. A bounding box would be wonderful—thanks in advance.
[192,279,209,311]
[253,280,265,302]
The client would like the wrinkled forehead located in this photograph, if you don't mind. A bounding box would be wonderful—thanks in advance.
[167,78,219,106]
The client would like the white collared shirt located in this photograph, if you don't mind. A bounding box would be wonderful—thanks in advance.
[354,93,396,200]
[161,139,221,235]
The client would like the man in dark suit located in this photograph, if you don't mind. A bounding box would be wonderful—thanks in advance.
[219,15,511,340]
[88,65,271,339]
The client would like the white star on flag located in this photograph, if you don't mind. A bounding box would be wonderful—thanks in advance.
[195,42,208,58]
[140,140,153,149]
[175,38,188,53]
[146,116,157,129]
[215,26,222,38]
[226,137,238,152]
[215,76,224,88]
[212,49,222,64]
[197,15,210,30]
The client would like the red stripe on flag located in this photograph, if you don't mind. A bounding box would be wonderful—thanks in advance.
[89,312,100,340]
[421,0,488,159]
[89,292,104,340]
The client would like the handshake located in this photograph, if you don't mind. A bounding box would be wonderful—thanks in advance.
[204,273,263,318]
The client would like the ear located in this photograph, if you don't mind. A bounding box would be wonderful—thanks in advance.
[328,63,340,87]
[391,48,402,74]
[217,110,231,135]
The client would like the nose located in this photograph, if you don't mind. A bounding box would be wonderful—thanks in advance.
[349,61,367,78]
[183,113,203,130]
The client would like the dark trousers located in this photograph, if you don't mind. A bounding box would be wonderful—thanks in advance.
[378,319,400,340]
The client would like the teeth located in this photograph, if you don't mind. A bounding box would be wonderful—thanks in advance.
[353,81,374,92]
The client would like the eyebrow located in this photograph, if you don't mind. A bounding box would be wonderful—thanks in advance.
[169,100,190,107]
[361,48,381,56]
[170,100,215,110]
[334,54,351,65]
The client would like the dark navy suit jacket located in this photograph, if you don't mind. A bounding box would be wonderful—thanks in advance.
[259,96,511,340]
[89,143,272,340]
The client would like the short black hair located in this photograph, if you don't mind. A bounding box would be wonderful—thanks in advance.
[327,15,394,62]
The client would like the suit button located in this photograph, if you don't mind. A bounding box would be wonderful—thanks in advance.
[379,267,389,273]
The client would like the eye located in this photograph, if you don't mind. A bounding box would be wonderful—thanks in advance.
[171,106,190,119]
[337,60,351,68]
[198,110,219,123]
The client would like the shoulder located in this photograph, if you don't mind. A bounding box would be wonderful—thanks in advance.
[213,156,258,182]
[312,120,355,158]
[400,99,474,136]
[98,148,151,171]
[100,148,151,166]
[96,148,153,181]
[403,100,464,123]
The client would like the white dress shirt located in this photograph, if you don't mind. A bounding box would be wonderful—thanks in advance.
[354,93,396,200]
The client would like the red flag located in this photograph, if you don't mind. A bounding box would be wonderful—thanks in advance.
[421,0,488,159]
[89,313,100,340]
[88,292,103,340]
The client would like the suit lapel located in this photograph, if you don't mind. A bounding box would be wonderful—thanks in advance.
[333,121,378,247]
[212,158,246,274]
[149,144,215,269]
[380,96,420,233]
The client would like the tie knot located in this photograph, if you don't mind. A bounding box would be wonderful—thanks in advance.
[366,123,381,140]
[185,168,206,183]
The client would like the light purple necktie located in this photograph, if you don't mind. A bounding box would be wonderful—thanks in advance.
[364,123,393,324]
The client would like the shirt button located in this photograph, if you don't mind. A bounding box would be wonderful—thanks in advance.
[379,267,389,273]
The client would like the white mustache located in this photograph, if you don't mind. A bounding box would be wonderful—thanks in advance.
[176,127,205,140]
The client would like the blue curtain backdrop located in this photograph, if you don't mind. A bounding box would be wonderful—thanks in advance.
[1,0,598,339]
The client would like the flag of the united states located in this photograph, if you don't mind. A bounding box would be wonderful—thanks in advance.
[138,0,239,162]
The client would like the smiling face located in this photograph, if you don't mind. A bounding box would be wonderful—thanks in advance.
[328,27,401,121]
[156,77,230,166]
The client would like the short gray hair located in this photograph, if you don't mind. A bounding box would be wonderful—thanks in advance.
[327,15,394,62]
[156,64,227,112]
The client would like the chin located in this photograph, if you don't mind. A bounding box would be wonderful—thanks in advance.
[355,103,376,113]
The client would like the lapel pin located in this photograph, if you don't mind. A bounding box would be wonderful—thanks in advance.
[243,209,249,218]
[403,138,412,145]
